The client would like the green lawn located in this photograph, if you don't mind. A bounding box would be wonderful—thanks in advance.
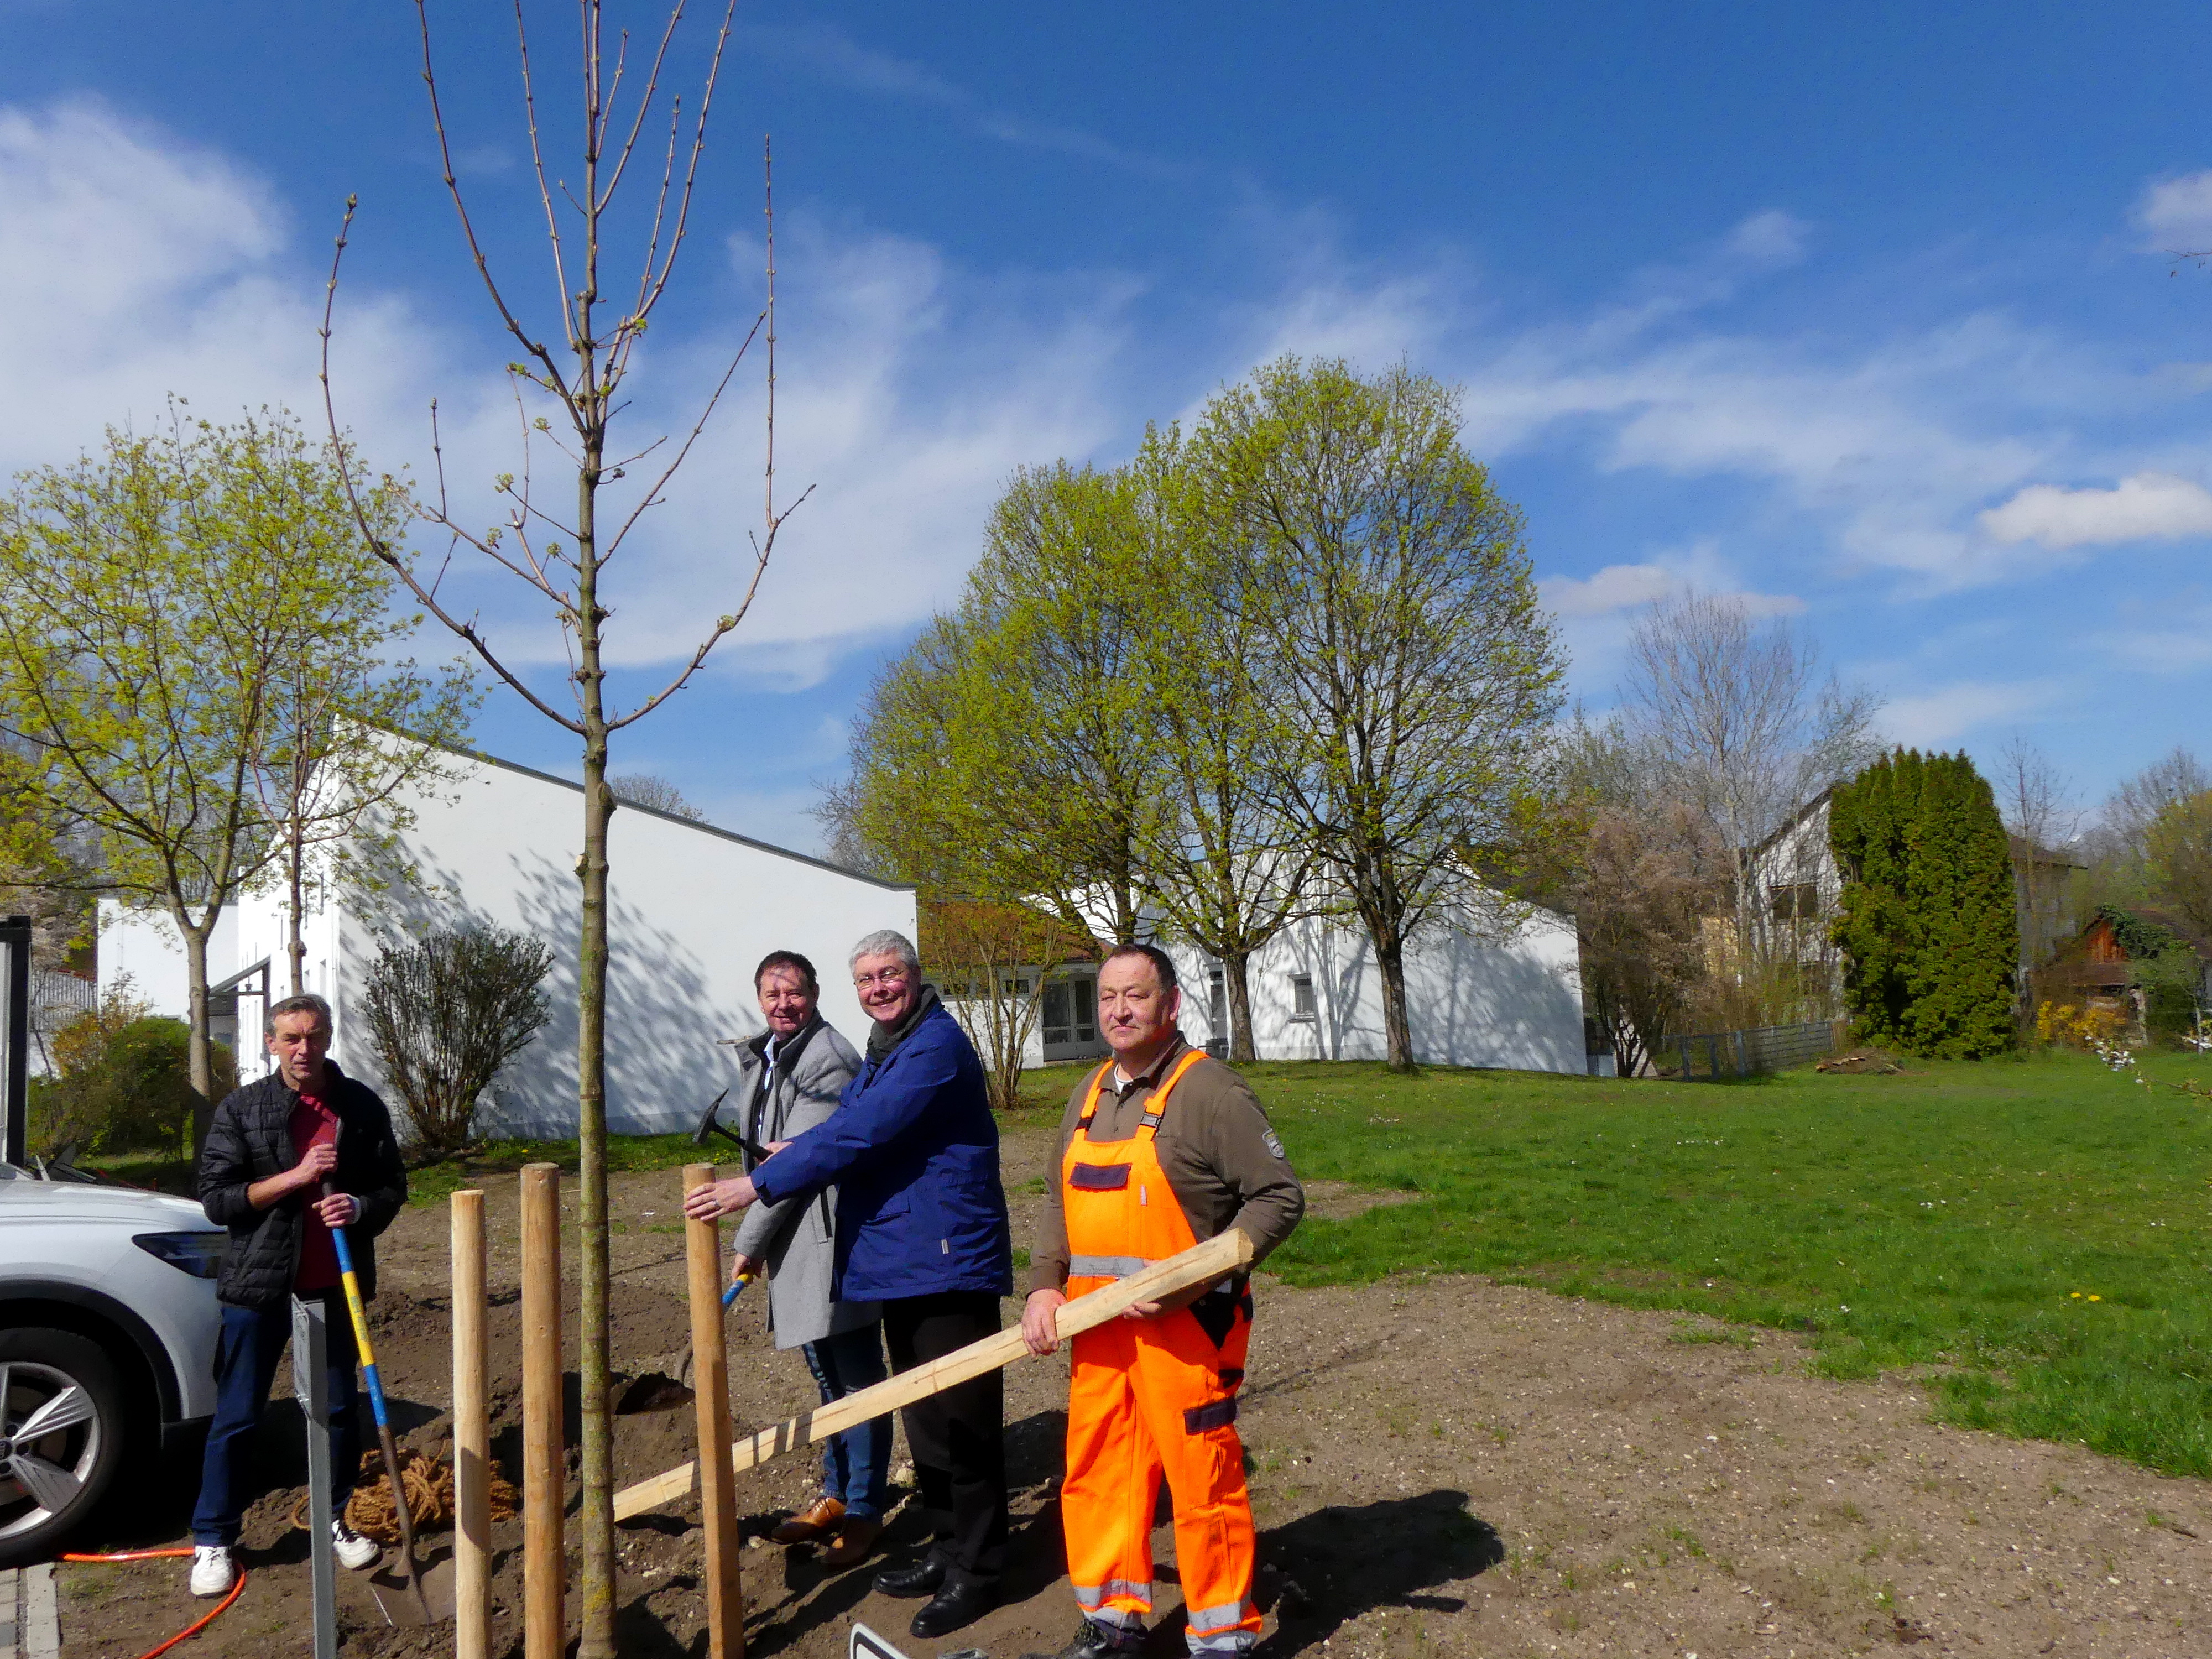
[1188,1047,2212,1480]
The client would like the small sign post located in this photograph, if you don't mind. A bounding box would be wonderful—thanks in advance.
[292,1296,338,1659]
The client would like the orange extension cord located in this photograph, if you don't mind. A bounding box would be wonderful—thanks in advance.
[57,1547,248,1659]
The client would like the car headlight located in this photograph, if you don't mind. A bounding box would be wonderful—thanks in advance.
[132,1232,228,1279]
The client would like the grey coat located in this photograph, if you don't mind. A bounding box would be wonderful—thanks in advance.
[729,1016,876,1349]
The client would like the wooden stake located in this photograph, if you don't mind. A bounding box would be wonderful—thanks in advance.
[520,1163,564,1659]
[614,1227,1255,1521]
[683,1165,744,1659]
[451,1189,489,1659]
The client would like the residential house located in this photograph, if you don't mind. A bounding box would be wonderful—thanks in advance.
[99,742,917,1138]
[947,890,1588,1076]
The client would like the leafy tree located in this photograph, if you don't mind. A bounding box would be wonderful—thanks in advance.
[2142,790,2212,938]
[1832,749,2018,1058]
[833,465,1167,941]
[1194,357,1565,1071]
[1126,427,1312,1061]
[361,924,555,1156]
[0,407,459,1147]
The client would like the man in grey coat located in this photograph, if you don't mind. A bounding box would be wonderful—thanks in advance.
[725,949,891,1568]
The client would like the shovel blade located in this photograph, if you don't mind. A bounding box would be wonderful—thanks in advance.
[369,1552,457,1626]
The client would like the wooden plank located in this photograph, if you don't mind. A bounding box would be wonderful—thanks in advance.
[613,1227,1254,1522]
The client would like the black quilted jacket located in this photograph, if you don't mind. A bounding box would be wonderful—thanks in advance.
[197,1061,409,1310]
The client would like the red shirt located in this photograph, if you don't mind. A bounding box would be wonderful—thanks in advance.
[289,1087,342,1292]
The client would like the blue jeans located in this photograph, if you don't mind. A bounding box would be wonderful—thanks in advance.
[192,1292,360,1547]
[801,1321,890,1520]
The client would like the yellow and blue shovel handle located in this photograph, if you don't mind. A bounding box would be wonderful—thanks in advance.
[722,1272,754,1308]
[327,1214,392,1433]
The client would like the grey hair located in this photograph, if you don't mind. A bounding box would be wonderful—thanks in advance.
[848,929,921,977]
[266,992,334,1036]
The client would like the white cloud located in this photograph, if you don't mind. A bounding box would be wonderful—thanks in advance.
[2090,599,2212,673]
[2134,170,2212,251]
[1977,471,2212,549]
[1537,561,1803,620]
[1883,679,2062,748]
[0,98,1140,690]
[0,97,440,474]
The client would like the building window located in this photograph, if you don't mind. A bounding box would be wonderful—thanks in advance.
[1770,882,1818,922]
[1208,965,1227,1033]
[1289,973,1316,1022]
[1042,974,1099,1047]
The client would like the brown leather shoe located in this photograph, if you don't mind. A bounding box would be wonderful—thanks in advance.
[769,1496,846,1545]
[820,1516,883,1569]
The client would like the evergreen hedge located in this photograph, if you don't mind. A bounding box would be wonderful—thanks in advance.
[1830,748,2018,1058]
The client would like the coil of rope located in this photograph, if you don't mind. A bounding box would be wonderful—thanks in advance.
[288,1445,518,1541]
[56,1547,246,1659]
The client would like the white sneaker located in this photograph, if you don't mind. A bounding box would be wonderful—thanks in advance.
[189,1546,236,1598]
[332,1519,381,1571]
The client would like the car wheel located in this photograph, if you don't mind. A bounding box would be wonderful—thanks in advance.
[0,1328,126,1567]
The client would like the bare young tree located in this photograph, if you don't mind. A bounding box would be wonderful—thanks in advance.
[924,899,1093,1115]
[1575,803,1726,1076]
[321,6,801,1648]
[1621,592,1882,1020]
[1994,733,2084,974]
[2099,746,2209,863]
[607,771,707,822]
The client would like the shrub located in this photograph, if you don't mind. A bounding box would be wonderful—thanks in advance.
[362,924,555,1156]
[2035,1000,2128,1051]
[30,983,234,1160]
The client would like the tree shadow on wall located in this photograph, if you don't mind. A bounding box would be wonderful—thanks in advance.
[1251,1489,1504,1655]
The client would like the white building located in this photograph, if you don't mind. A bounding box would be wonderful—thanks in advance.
[987,895,1587,1075]
[99,745,916,1139]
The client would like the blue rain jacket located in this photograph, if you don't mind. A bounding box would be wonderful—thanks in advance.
[750,1000,1013,1302]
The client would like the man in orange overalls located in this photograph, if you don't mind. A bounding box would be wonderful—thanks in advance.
[1020,944,1305,1659]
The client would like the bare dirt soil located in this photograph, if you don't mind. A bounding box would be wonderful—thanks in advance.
[58,1126,2212,1658]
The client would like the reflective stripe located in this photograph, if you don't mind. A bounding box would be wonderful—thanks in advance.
[1186,1630,1256,1655]
[1186,1600,1254,1634]
[1073,1580,1152,1610]
[1068,1254,1153,1280]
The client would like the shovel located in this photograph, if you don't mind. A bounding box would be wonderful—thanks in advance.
[324,1183,456,1626]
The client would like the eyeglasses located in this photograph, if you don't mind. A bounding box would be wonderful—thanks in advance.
[853,967,912,990]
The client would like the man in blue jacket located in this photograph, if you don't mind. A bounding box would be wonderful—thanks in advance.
[685,927,1013,1640]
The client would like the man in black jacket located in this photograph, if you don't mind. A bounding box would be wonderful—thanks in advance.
[187,993,408,1598]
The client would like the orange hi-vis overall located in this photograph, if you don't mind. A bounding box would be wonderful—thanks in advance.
[1061,1050,1261,1653]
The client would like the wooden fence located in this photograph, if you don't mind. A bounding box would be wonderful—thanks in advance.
[1662,1018,1847,1080]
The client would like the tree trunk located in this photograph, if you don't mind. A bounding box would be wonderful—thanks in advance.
[287,817,308,998]
[575,488,618,1655]
[1375,932,1415,1072]
[1224,950,1257,1063]
[182,919,216,1165]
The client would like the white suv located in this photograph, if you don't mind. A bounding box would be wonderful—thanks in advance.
[0,1165,223,1566]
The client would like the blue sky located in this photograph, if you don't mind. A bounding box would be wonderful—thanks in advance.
[4,2,2210,852]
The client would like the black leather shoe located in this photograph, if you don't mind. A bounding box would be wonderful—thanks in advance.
[1020,1621,1145,1659]
[874,1558,946,1599]
[909,1577,997,1639]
